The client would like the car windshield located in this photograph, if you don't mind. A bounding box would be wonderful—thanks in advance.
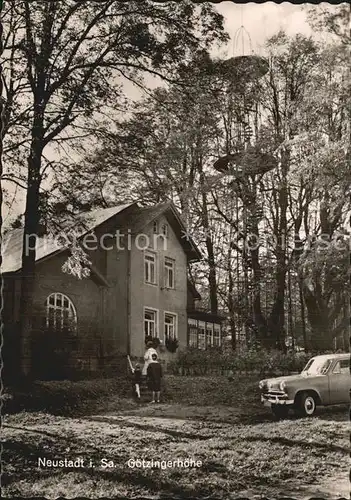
[302,358,332,375]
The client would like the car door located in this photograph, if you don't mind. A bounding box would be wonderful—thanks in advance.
[328,359,351,404]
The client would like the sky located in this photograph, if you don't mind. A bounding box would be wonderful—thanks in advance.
[123,2,314,101]
[3,2,316,225]
[215,2,313,56]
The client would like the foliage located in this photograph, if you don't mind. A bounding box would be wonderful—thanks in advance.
[2,1,228,175]
[61,240,92,279]
[74,28,349,352]
[307,3,350,46]
[167,347,312,377]
[165,335,179,353]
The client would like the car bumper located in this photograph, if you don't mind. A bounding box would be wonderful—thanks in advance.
[261,394,294,406]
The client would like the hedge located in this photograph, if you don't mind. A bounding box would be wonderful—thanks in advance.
[167,347,312,377]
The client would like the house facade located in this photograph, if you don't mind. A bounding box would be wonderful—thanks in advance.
[3,202,223,380]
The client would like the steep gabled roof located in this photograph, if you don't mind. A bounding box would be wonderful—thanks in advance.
[2,202,201,274]
[119,202,202,262]
[2,203,135,274]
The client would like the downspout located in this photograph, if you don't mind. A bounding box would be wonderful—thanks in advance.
[126,248,131,357]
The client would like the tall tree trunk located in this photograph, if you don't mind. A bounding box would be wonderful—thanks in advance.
[298,276,307,351]
[268,151,289,351]
[302,285,334,351]
[0,93,4,378]
[228,267,236,350]
[19,119,43,377]
[287,269,294,350]
[249,222,270,346]
[198,166,218,314]
[205,236,218,314]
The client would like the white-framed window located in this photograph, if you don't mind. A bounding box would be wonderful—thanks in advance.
[144,308,158,338]
[213,324,221,347]
[161,223,169,238]
[198,321,206,350]
[206,323,213,347]
[188,318,198,347]
[45,293,77,331]
[164,257,175,288]
[164,312,177,340]
[144,251,157,284]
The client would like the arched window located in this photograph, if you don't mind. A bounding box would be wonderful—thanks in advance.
[45,293,77,331]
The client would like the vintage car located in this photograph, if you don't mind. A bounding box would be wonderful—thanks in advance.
[259,353,350,418]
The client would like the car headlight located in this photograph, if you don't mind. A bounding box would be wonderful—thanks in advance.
[279,380,286,391]
[259,380,266,390]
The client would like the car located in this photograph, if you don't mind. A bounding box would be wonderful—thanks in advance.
[259,353,350,418]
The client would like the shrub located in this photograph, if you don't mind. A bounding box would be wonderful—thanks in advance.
[167,347,311,377]
[165,335,179,353]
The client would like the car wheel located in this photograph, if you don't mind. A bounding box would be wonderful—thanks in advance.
[296,392,316,417]
[271,404,289,419]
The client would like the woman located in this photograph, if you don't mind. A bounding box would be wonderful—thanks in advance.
[142,340,158,376]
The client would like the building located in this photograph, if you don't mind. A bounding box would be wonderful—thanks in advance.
[187,281,224,349]
[2,202,223,380]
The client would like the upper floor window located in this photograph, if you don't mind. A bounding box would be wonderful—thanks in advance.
[153,221,158,233]
[164,257,175,288]
[165,312,177,339]
[46,293,77,331]
[144,251,157,284]
[161,223,169,238]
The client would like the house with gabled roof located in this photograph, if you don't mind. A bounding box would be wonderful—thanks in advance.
[2,202,223,380]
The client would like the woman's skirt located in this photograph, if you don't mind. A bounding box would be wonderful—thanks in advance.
[148,379,161,392]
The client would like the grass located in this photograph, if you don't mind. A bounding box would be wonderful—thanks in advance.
[3,376,131,416]
[3,373,262,416]
[2,375,349,498]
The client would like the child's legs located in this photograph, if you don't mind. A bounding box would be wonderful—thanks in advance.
[156,391,160,402]
[151,391,156,402]
[135,384,140,398]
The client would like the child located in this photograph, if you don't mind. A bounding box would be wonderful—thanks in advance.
[132,363,142,399]
[147,353,162,403]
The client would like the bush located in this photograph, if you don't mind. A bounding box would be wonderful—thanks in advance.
[167,347,311,377]
[165,335,179,353]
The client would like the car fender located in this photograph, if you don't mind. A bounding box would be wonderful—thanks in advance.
[293,388,323,406]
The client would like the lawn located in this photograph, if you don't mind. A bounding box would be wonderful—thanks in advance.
[2,375,349,499]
